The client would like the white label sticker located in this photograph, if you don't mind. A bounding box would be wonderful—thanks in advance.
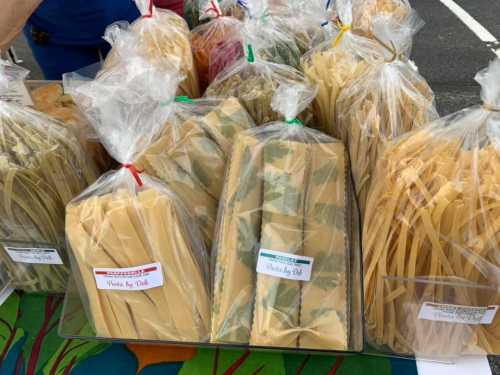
[4,246,63,265]
[0,81,33,106]
[93,262,163,291]
[256,249,313,281]
[418,302,499,325]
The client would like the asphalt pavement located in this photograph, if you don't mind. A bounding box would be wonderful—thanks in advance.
[411,0,500,115]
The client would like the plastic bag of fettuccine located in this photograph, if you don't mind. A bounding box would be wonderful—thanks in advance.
[0,59,98,293]
[210,82,363,352]
[363,59,500,359]
[336,9,437,218]
[301,0,383,138]
[63,56,210,343]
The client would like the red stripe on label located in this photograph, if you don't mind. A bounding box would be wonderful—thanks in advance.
[94,266,157,276]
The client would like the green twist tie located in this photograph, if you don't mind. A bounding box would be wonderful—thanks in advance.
[175,95,194,103]
[246,44,255,64]
[286,118,304,126]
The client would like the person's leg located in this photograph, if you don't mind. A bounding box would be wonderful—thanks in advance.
[23,26,110,79]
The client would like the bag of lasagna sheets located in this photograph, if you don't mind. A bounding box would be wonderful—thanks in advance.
[63,57,210,343]
[211,83,363,351]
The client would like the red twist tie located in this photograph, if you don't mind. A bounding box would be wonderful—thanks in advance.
[143,0,154,18]
[122,164,144,187]
[206,0,222,17]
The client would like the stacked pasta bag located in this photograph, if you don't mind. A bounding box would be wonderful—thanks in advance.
[363,59,500,358]
[61,57,210,342]
[0,59,98,293]
[211,83,362,351]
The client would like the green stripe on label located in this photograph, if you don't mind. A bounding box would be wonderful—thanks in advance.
[260,252,310,264]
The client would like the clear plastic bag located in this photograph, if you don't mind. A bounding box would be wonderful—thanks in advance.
[63,57,211,342]
[135,95,255,251]
[301,0,384,138]
[363,59,500,358]
[264,0,335,55]
[336,10,437,217]
[30,82,113,173]
[244,5,303,69]
[210,83,363,352]
[102,0,200,98]
[191,0,244,91]
[0,60,98,293]
[184,0,202,28]
[206,45,313,125]
[352,0,411,37]
[206,0,330,82]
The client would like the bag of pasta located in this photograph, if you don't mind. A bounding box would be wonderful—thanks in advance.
[264,0,335,55]
[245,2,303,69]
[102,0,200,98]
[136,95,255,251]
[191,0,244,91]
[211,83,363,351]
[337,11,437,217]
[352,0,411,37]
[0,60,98,293]
[206,45,313,125]
[363,59,500,359]
[301,0,383,138]
[64,57,210,342]
[30,82,113,173]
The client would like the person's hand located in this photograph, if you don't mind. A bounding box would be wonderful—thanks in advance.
[0,0,42,52]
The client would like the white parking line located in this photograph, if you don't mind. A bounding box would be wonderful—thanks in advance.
[439,0,500,57]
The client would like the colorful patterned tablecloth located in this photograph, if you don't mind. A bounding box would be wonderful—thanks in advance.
[0,292,418,375]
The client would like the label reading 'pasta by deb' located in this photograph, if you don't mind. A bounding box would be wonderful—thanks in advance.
[93,262,163,291]
[418,302,499,325]
[256,249,313,281]
[5,246,63,265]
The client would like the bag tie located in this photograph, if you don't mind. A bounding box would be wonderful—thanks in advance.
[332,19,351,48]
[142,0,154,18]
[483,103,500,112]
[205,0,222,17]
[373,35,404,63]
[246,44,255,63]
[122,164,144,187]
[286,118,304,127]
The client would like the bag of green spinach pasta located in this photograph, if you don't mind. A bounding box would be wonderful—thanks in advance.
[205,45,313,125]
[0,59,98,293]
[211,82,363,352]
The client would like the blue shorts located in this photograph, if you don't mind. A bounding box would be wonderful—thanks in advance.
[24,0,140,79]
[23,30,111,80]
